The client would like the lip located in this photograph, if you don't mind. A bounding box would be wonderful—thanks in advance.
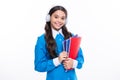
[55,22,62,27]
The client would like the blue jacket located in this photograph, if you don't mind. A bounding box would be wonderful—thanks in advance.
[34,34,84,80]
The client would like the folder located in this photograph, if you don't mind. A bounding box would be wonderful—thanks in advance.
[63,35,81,70]
[69,37,81,59]
[63,35,81,59]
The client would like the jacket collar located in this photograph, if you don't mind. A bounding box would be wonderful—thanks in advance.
[51,28,64,39]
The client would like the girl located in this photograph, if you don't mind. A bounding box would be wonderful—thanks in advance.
[34,5,84,80]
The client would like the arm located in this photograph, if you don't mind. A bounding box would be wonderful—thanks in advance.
[34,36,68,72]
[34,36,59,72]
[75,48,84,69]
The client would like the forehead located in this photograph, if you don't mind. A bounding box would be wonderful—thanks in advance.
[52,10,66,17]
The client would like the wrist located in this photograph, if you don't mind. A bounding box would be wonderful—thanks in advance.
[58,56,62,63]
[72,59,78,68]
[53,57,61,66]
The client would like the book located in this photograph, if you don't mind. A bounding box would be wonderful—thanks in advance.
[63,35,81,59]
[69,37,81,59]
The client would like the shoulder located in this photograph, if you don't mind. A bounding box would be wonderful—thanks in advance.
[36,34,46,44]
[38,34,45,40]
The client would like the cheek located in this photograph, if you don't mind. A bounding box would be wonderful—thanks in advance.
[50,19,55,25]
[63,20,66,25]
[63,19,67,23]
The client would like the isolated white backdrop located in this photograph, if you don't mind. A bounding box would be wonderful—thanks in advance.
[0,0,120,80]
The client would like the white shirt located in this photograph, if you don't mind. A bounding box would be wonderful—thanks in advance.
[51,28,64,39]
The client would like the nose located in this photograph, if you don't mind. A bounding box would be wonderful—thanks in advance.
[57,18,65,24]
[57,18,62,22]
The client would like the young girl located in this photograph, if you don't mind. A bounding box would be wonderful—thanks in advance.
[34,5,84,80]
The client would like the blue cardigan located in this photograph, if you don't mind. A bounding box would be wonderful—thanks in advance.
[34,34,84,80]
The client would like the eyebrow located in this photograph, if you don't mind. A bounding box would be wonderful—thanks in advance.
[54,14,66,18]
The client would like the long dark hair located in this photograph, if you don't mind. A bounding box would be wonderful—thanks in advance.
[44,6,72,59]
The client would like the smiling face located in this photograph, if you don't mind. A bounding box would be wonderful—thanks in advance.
[50,10,66,31]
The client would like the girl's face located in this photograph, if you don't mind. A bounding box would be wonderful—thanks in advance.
[50,10,66,31]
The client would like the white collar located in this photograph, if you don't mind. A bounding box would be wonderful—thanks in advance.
[52,28,64,39]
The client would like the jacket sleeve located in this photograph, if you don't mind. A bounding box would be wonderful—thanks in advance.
[76,48,84,69]
[34,36,57,72]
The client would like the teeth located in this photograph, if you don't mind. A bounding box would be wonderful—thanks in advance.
[56,23,60,26]
[55,23,61,26]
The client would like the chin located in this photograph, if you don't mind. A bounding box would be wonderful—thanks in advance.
[55,28,60,31]
[54,27,61,31]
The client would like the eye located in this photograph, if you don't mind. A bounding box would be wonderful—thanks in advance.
[61,17,65,20]
[54,15,58,19]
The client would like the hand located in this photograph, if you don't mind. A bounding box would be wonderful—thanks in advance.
[58,51,68,63]
[63,58,74,70]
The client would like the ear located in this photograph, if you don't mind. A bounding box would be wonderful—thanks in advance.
[46,14,50,22]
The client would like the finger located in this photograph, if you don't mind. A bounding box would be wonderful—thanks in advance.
[63,61,66,64]
[63,57,67,61]
[63,56,67,58]
[65,58,69,61]
[64,64,67,69]
[67,58,70,60]
[64,59,68,62]
[63,64,67,68]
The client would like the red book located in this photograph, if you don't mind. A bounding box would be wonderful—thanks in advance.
[69,37,81,59]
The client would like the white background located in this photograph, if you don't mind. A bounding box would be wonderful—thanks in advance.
[0,0,120,80]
